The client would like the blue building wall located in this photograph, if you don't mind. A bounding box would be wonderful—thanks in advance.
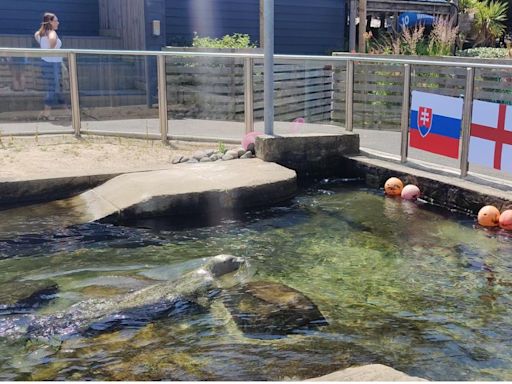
[0,0,99,36]
[165,0,346,54]
[165,0,259,47]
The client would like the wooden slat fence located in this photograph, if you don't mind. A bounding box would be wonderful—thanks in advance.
[164,48,333,122]
[332,54,512,131]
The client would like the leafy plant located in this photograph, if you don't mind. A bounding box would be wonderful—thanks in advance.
[427,16,459,56]
[192,33,256,49]
[218,141,226,154]
[458,47,509,57]
[474,0,508,45]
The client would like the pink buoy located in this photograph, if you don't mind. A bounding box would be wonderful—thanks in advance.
[499,209,512,230]
[291,117,305,133]
[241,131,264,151]
[401,184,421,200]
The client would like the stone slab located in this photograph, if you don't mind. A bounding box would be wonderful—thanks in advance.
[255,133,360,178]
[307,364,427,381]
[0,159,297,235]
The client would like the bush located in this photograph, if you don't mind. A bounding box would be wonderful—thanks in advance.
[192,33,256,49]
[458,47,509,57]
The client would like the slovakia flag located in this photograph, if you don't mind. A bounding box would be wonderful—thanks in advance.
[410,91,464,159]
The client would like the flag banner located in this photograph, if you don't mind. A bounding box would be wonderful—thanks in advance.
[410,91,464,159]
[470,100,512,173]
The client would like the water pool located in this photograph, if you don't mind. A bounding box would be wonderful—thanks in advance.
[0,179,511,380]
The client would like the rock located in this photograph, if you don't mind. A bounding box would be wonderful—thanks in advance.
[237,148,246,158]
[205,149,215,157]
[171,155,183,164]
[247,142,255,154]
[225,149,239,158]
[222,154,235,161]
[0,280,58,314]
[222,281,327,336]
[187,158,199,163]
[199,157,212,162]
[209,154,219,161]
[306,364,427,381]
[240,151,254,159]
[192,151,207,161]
[179,156,189,163]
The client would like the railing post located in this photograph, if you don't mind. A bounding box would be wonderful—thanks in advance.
[400,64,411,163]
[67,52,81,138]
[345,59,354,132]
[157,55,169,143]
[244,57,254,134]
[460,67,475,178]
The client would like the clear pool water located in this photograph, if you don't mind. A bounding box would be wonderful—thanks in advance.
[0,179,511,380]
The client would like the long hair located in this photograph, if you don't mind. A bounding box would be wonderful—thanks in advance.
[36,12,57,38]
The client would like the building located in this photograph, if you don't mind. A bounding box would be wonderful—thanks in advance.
[0,0,346,55]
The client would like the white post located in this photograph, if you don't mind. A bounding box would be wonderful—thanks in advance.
[264,0,274,135]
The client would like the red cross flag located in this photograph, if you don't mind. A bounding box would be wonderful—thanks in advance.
[469,100,512,173]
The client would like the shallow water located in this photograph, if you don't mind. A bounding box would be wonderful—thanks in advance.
[0,179,511,380]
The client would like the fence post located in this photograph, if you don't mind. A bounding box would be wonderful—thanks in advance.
[345,60,354,132]
[244,57,254,134]
[67,52,81,138]
[157,54,169,143]
[400,64,411,163]
[460,67,475,177]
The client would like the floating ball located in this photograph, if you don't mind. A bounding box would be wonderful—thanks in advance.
[241,131,264,151]
[499,209,512,230]
[384,177,403,196]
[401,184,421,200]
[477,205,500,227]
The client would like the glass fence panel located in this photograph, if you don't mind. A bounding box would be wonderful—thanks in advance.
[165,55,245,141]
[352,61,403,157]
[407,64,466,172]
[466,67,512,184]
[77,54,158,137]
[252,58,340,135]
[0,53,72,135]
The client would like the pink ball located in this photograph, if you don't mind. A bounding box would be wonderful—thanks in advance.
[241,131,264,151]
[401,184,421,200]
[499,209,512,230]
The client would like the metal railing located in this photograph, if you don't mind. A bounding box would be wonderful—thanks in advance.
[2,47,512,179]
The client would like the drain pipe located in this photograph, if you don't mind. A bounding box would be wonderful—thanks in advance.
[264,0,274,135]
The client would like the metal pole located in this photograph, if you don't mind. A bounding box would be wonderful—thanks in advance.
[264,0,274,135]
[244,57,254,134]
[349,0,357,52]
[157,55,168,143]
[67,52,81,138]
[460,67,475,177]
[400,64,411,163]
[345,60,354,132]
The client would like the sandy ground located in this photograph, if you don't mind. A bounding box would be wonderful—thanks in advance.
[0,134,237,182]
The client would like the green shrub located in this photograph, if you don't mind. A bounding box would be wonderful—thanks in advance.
[192,33,256,49]
[458,47,509,57]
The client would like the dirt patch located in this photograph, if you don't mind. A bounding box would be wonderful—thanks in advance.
[0,134,238,182]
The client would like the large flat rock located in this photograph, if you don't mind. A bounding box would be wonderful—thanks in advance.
[0,159,297,236]
[307,364,427,381]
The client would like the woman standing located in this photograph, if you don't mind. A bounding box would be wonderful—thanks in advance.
[34,12,63,120]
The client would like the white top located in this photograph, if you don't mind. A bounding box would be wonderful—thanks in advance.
[35,34,63,63]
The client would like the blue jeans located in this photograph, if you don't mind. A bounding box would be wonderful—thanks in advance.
[41,61,63,107]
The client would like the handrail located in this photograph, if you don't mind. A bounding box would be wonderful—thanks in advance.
[3,47,512,70]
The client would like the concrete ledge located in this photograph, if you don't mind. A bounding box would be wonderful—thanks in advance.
[348,156,512,214]
[0,174,120,208]
[255,133,359,178]
[307,364,427,381]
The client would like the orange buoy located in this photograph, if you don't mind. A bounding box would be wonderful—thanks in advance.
[401,184,421,200]
[384,177,404,196]
[499,209,512,230]
[477,205,500,227]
